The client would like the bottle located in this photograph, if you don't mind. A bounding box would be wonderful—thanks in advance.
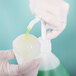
[37,21,70,76]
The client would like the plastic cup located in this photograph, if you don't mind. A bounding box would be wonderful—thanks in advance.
[13,34,41,64]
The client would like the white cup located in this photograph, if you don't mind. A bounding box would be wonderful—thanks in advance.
[13,34,41,64]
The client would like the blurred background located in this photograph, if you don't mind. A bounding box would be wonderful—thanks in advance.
[0,0,76,76]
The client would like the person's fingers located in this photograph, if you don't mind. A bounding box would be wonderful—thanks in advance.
[45,24,57,30]
[0,50,15,61]
[18,58,42,75]
[45,21,66,39]
[7,63,19,76]
[29,64,40,76]
[21,63,41,76]
[7,59,41,76]
[31,63,41,76]
[46,29,63,39]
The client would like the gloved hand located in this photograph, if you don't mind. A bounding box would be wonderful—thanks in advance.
[0,50,41,76]
[29,0,69,39]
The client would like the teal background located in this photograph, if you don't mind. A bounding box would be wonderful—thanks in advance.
[0,0,76,76]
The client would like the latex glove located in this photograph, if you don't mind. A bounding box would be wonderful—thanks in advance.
[29,0,69,39]
[0,50,41,76]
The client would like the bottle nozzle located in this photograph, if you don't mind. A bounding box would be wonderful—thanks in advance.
[27,17,40,32]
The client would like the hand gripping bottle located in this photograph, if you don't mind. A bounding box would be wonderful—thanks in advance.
[37,21,70,76]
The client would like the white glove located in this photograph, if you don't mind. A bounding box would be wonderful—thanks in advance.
[0,50,41,76]
[29,0,69,39]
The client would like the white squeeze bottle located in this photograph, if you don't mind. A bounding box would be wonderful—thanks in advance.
[37,20,70,76]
